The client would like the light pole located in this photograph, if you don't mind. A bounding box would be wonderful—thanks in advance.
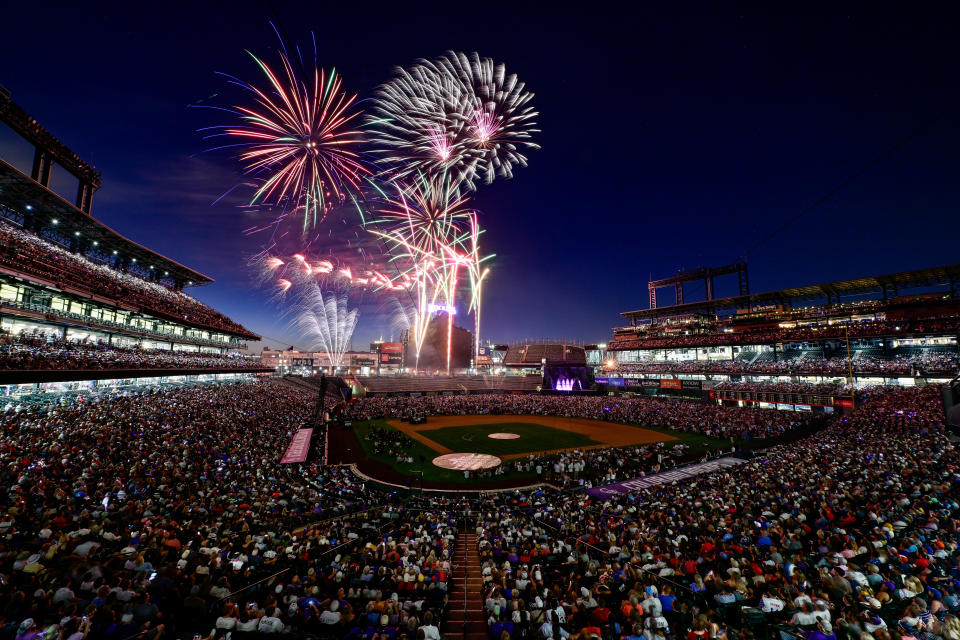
[473,267,490,370]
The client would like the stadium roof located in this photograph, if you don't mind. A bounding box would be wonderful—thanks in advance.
[622,263,960,322]
[0,158,213,287]
[0,91,102,189]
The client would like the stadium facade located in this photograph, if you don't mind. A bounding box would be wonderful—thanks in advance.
[600,264,960,408]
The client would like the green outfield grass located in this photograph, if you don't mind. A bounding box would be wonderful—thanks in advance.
[352,419,523,485]
[350,416,732,488]
[419,422,600,455]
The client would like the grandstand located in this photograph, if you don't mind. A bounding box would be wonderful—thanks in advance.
[603,264,960,396]
[502,341,587,367]
[0,94,270,391]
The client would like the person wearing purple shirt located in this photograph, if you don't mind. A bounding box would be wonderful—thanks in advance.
[804,621,837,640]
[15,619,40,640]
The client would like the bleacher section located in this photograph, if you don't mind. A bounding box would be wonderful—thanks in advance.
[502,342,587,367]
[0,219,257,339]
[356,374,542,395]
[0,102,258,388]
[282,375,350,406]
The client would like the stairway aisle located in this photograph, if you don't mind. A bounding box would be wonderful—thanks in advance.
[442,532,487,640]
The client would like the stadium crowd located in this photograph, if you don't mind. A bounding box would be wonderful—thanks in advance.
[0,377,956,640]
[712,382,850,395]
[612,352,959,377]
[343,394,818,440]
[0,220,255,338]
[464,384,956,640]
[608,318,960,351]
[0,380,460,640]
[0,331,266,371]
[362,425,417,464]
[505,441,693,489]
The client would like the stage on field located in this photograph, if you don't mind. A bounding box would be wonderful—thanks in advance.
[387,414,675,460]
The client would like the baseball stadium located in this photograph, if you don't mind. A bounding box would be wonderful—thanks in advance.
[1,10,959,640]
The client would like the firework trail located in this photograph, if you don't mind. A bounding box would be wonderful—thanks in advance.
[366,174,476,369]
[254,249,412,295]
[287,275,359,371]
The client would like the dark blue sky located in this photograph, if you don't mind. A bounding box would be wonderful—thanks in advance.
[1,3,958,351]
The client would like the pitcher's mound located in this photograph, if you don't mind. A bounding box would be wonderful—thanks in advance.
[488,433,521,439]
[432,453,502,471]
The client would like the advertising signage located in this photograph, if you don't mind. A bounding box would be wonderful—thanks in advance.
[381,342,403,354]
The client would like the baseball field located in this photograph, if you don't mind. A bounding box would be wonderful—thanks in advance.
[346,414,727,488]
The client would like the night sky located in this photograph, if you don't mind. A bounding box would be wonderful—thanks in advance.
[1,3,958,351]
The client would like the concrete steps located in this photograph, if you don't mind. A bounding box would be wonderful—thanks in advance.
[442,532,487,640]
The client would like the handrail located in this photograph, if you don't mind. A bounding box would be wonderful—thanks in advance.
[462,529,468,638]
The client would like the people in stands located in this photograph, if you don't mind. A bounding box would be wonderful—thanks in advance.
[607,316,960,351]
[0,219,254,337]
[0,329,259,371]
[343,393,819,440]
[0,374,954,640]
[608,351,958,377]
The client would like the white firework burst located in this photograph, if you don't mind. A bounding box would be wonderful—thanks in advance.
[366,51,539,191]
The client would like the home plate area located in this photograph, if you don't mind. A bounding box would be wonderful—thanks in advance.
[432,453,502,470]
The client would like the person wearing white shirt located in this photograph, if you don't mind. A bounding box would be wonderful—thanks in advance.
[319,601,341,625]
[642,593,663,617]
[539,621,569,639]
[257,616,283,633]
[790,603,818,627]
[419,612,441,640]
[760,595,786,613]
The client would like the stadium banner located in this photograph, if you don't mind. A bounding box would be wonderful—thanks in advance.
[660,379,682,389]
[280,428,313,464]
[681,380,702,389]
[584,457,748,498]
[381,342,403,354]
[639,379,661,389]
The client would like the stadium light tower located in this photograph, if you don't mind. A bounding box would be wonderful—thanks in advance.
[473,267,490,369]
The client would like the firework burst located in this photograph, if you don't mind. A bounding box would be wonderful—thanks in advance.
[210,42,370,233]
[367,51,538,192]
[437,51,540,185]
[366,63,476,186]
[365,174,480,371]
